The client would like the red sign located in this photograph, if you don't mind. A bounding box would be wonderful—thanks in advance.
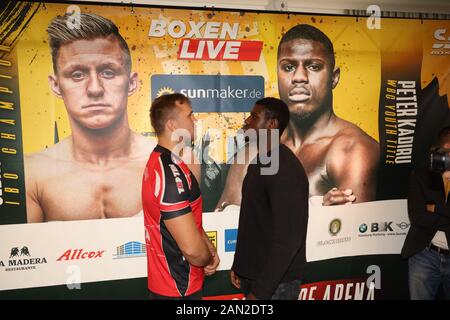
[299,279,375,300]
[56,249,105,261]
[178,39,263,61]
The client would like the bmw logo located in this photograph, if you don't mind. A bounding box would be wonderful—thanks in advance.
[359,223,368,233]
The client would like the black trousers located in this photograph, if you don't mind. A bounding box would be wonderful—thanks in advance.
[240,277,301,300]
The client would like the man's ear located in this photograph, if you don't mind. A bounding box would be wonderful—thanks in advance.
[48,75,62,98]
[165,118,177,133]
[267,118,279,130]
[332,67,340,89]
[128,72,139,96]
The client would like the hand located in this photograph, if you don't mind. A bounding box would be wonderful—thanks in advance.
[204,250,220,276]
[443,170,450,180]
[230,270,241,289]
[246,292,257,300]
[214,202,229,212]
[322,188,356,206]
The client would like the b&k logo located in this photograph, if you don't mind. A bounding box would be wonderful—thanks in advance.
[371,222,393,232]
[359,222,394,233]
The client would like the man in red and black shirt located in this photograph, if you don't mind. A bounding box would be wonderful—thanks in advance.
[142,93,219,299]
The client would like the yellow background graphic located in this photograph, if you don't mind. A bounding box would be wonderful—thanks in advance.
[15,3,450,160]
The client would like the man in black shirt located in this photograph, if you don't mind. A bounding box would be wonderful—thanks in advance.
[401,126,450,299]
[231,97,309,300]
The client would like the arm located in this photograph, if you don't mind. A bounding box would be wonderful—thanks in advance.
[158,155,211,267]
[230,270,241,289]
[215,162,247,211]
[164,213,212,267]
[24,155,44,223]
[215,144,257,211]
[407,170,450,228]
[327,136,379,203]
[249,168,309,299]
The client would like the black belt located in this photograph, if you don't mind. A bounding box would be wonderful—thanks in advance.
[429,243,450,256]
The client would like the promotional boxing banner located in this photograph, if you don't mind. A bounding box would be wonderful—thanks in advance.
[0,200,405,293]
[0,1,449,299]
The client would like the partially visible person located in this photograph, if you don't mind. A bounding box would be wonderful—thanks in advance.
[401,126,450,300]
[142,93,219,300]
[278,24,379,205]
[230,97,308,300]
[25,13,157,222]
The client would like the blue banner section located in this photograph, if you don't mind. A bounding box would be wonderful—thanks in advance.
[151,75,265,112]
[225,229,238,252]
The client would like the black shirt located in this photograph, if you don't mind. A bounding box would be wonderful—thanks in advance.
[231,144,309,299]
[401,168,450,258]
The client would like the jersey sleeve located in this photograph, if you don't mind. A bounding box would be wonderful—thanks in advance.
[158,157,192,220]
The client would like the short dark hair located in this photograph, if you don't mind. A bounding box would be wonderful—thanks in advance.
[255,97,290,135]
[47,13,132,74]
[150,93,191,136]
[278,24,335,69]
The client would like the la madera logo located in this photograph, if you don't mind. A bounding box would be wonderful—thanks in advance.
[0,246,47,271]
[151,74,264,112]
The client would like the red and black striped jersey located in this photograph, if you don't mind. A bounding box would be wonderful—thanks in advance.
[142,145,203,297]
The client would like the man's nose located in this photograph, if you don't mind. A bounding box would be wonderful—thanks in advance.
[86,73,105,97]
[292,65,308,83]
